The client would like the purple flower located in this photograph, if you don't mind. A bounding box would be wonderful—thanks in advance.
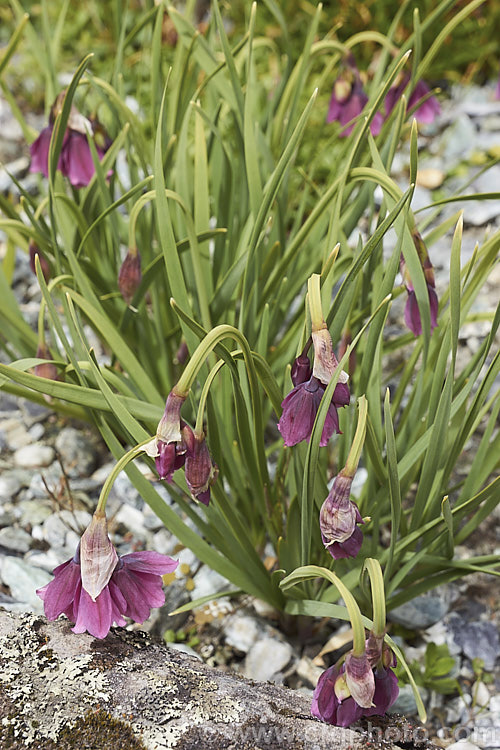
[184,431,218,506]
[495,72,500,101]
[145,391,189,480]
[327,75,383,137]
[312,664,363,727]
[320,472,364,559]
[278,376,349,447]
[312,647,399,728]
[404,283,438,336]
[29,92,111,188]
[36,546,178,639]
[385,76,440,124]
[118,249,142,304]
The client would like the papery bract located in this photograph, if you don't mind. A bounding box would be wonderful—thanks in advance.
[118,249,142,304]
[320,472,364,559]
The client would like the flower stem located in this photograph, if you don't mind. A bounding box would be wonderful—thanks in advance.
[363,558,386,637]
[95,437,154,513]
[307,273,326,331]
[345,395,368,477]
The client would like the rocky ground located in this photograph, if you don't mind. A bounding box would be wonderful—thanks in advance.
[0,82,499,750]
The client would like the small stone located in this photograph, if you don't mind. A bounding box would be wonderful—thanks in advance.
[114,505,148,538]
[0,526,32,553]
[388,684,428,716]
[1,418,32,449]
[417,167,445,189]
[446,741,479,750]
[14,444,55,468]
[54,427,97,477]
[295,656,324,688]
[167,642,203,661]
[473,680,490,709]
[389,593,448,629]
[244,637,293,682]
[224,614,260,653]
[18,499,52,527]
[153,527,177,556]
[25,549,65,572]
[42,509,91,548]
[0,556,51,613]
[28,423,45,441]
[448,616,499,671]
[0,473,22,499]
[190,566,230,601]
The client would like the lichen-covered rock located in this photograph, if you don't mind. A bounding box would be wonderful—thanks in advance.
[0,610,428,750]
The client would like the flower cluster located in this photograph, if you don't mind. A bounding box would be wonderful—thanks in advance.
[278,330,350,447]
[327,60,440,135]
[312,636,399,727]
[37,511,178,638]
[145,390,218,505]
[30,92,111,188]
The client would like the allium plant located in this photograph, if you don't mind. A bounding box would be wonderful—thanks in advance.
[1,0,499,722]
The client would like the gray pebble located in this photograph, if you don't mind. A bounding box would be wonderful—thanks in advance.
[14,444,55,468]
[389,593,449,629]
[0,525,32,552]
[0,556,51,613]
[244,637,293,682]
[55,427,97,478]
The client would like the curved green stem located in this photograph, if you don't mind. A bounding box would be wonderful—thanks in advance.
[363,558,386,637]
[96,437,154,514]
[345,395,368,476]
[308,273,325,331]
[280,564,366,655]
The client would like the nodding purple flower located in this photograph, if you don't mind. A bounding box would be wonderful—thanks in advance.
[327,78,384,137]
[385,75,441,124]
[319,471,364,559]
[118,249,142,305]
[36,513,178,639]
[278,376,349,447]
[184,431,218,506]
[312,645,398,728]
[29,92,111,188]
[279,334,350,448]
[327,65,383,137]
[312,664,363,727]
[145,391,189,481]
[401,233,438,337]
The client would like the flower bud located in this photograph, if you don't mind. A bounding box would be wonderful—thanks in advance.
[344,651,375,709]
[185,431,218,506]
[34,343,59,383]
[79,511,118,601]
[118,249,142,305]
[291,353,312,386]
[144,391,188,481]
[320,474,357,544]
[29,242,51,282]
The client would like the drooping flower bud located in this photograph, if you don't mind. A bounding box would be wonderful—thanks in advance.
[79,511,119,602]
[291,353,312,386]
[34,342,59,383]
[400,236,438,337]
[327,61,383,137]
[344,651,375,709]
[118,249,142,305]
[320,471,364,559]
[29,241,50,282]
[144,391,188,481]
[184,431,218,506]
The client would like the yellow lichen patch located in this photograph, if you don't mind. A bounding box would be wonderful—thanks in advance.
[162,572,176,585]
[185,577,195,592]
